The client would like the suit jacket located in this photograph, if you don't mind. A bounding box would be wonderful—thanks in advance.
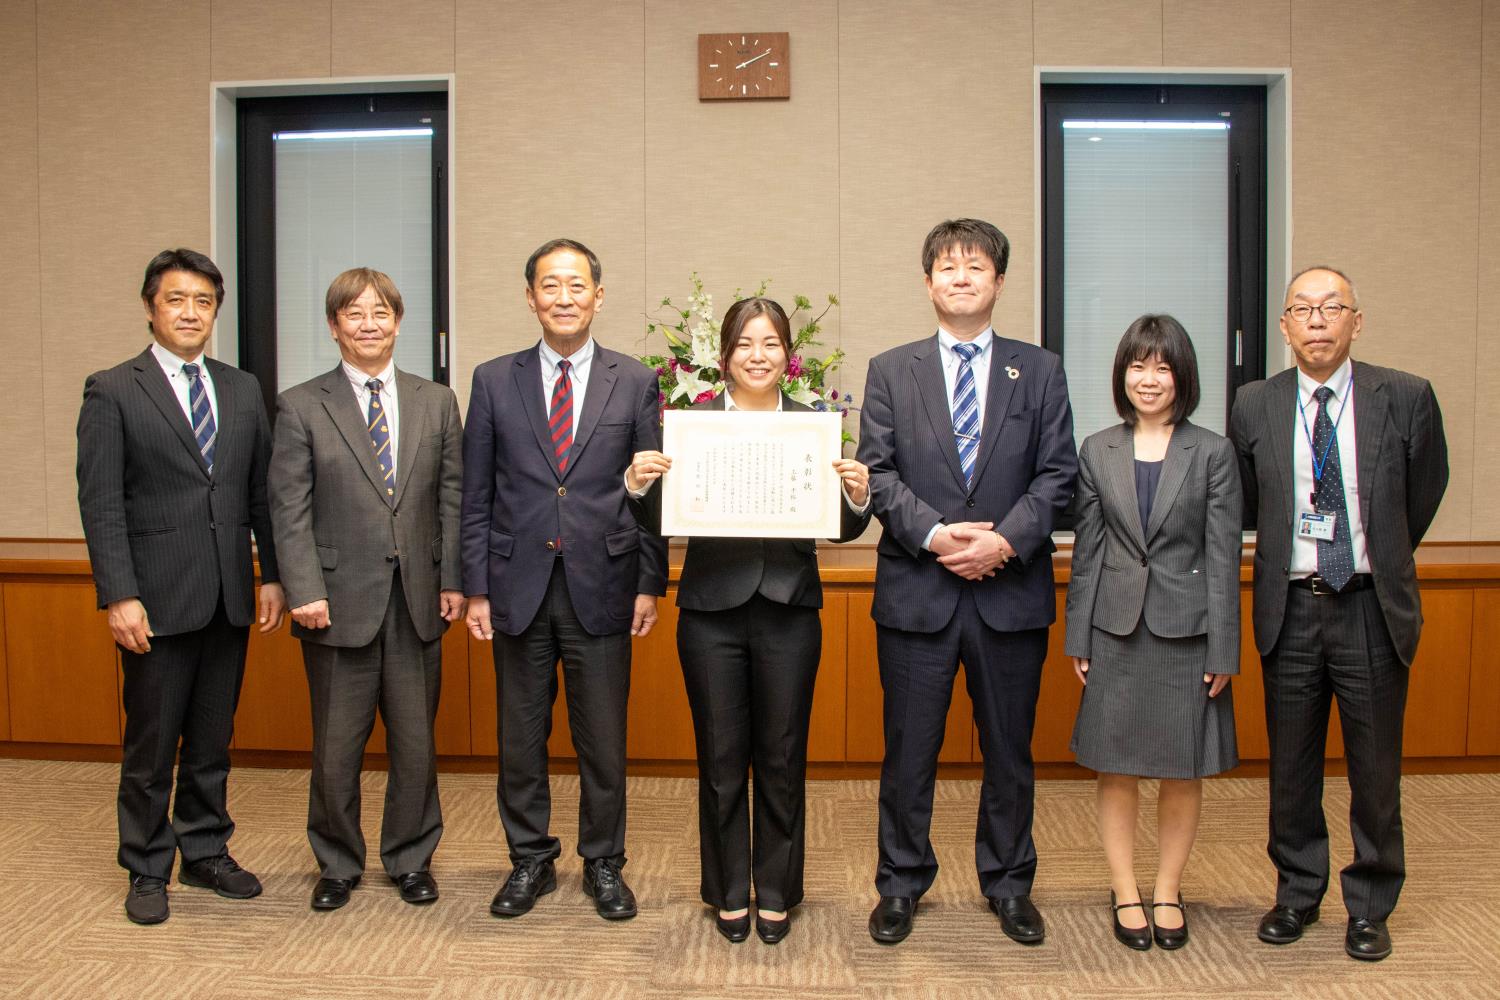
[76,346,280,635]
[856,333,1077,633]
[1229,361,1448,666]
[268,367,463,648]
[630,393,871,612]
[461,342,668,636]
[1064,420,1241,672]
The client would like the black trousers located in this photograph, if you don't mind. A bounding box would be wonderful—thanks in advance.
[1264,585,1409,921]
[117,599,249,880]
[492,561,631,865]
[301,567,443,880]
[874,590,1048,900]
[678,595,820,912]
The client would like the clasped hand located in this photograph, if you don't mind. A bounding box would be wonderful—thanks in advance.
[933,522,1014,580]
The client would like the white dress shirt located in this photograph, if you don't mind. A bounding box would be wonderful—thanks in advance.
[922,326,996,550]
[1290,358,1370,577]
[343,359,399,481]
[539,336,594,420]
[150,342,219,428]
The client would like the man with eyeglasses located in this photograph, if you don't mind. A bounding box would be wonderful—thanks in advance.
[1229,266,1448,962]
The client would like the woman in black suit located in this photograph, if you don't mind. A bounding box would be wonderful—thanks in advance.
[627,297,870,944]
[1065,315,1241,952]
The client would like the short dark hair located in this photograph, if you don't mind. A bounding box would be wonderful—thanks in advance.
[325,267,404,323]
[525,238,602,286]
[719,296,792,377]
[1111,314,1201,425]
[921,218,1010,276]
[141,248,224,307]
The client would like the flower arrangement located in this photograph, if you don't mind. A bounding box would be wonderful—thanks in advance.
[638,273,856,442]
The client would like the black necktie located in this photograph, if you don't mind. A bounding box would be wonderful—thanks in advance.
[1312,386,1354,590]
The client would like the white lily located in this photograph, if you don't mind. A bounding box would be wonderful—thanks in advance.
[670,365,716,403]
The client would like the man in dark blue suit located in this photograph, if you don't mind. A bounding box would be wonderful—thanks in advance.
[461,239,667,921]
[857,219,1077,945]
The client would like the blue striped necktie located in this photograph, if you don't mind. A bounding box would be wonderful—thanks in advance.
[181,363,216,473]
[951,342,981,490]
[367,378,395,499]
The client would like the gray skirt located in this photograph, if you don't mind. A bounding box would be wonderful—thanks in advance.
[1070,623,1239,779]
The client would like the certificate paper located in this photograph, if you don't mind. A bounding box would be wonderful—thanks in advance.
[660,409,843,538]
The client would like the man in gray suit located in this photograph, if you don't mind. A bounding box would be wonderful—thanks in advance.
[269,268,464,911]
[1230,266,1448,962]
[78,248,286,924]
[857,219,1077,945]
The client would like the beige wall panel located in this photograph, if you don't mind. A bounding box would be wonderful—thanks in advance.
[838,1,1036,413]
[0,2,48,536]
[1163,0,1290,66]
[210,0,331,81]
[451,0,646,410]
[1472,0,1500,536]
[332,0,454,77]
[1034,0,1162,67]
[643,2,842,379]
[37,0,212,538]
[1290,0,1479,541]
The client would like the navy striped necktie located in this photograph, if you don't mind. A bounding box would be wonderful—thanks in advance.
[952,342,981,490]
[181,362,216,473]
[367,378,395,500]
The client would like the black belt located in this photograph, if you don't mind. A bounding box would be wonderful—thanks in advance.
[1290,573,1371,596]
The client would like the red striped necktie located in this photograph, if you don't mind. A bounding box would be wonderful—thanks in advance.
[549,359,574,471]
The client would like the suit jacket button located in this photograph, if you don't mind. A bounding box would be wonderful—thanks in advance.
[557,486,567,497]
[386,555,395,563]
[545,540,556,550]
[966,498,976,508]
[1140,556,1148,566]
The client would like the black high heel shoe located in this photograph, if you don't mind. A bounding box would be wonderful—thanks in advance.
[1111,891,1152,951]
[716,910,751,942]
[756,911,790,944]
[1152,895,1188,950]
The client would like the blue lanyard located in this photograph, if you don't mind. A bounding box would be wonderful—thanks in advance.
[1297,379,1351,489]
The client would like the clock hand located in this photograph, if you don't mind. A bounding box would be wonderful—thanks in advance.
[735,49,772,69]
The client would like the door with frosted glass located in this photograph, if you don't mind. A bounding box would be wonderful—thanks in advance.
[1042,85,1265,443]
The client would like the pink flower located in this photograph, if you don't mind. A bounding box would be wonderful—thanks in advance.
[829,389,839,400]
[658,391,666,404]
[694,389,716,404]
[787,355,804,378]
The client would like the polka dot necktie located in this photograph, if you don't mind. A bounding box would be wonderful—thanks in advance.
[366,378,395,500]
[1312,385,1355,590]
[951,343,981,491]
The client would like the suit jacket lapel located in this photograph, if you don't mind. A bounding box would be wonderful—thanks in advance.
[1351,361,1386,531]
[969,337,1021,488]
[513,348,563,480]
[133,348,211,478]
[1144,421,1198,544]
[204,359,236,483]
[1267,369,1299,518]
[1099,423,1146,549]
[392,369,427,508]
[319,367,391,503]
[566,349,618,481]
[911,337,969,489]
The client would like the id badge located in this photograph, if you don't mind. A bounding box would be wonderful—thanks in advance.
[1298,511,1337,541]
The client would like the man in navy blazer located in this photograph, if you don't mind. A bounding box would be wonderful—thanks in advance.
[461,239,667,922]
[857,219,1077,945]
[77,248,286,924]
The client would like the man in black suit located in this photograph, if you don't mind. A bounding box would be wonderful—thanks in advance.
[857,219,1077,945]
[269,268,464,911]
[77,248,286,924]
[1230,265,1448,962]
[461,238,667,921]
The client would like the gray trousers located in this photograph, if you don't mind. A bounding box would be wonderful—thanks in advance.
[302,568,443,879]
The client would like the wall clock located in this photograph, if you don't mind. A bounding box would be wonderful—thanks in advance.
[697,33,790,101]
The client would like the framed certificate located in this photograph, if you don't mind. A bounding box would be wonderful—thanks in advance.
[659,409,843,538]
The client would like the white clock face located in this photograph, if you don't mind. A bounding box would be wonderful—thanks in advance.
[705,34,785,97]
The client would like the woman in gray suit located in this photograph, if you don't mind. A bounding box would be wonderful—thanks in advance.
[1065,314,1240,952]
[626,297,870,945]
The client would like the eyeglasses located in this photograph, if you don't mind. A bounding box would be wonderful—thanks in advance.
[339,309,393,324]
[1284,302,1354,323]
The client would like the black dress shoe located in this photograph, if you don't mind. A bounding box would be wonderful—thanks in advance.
[179,853,263,899]
[868,896,916,944]
[1345,917,1392,961]
[1151,895,1188,950]
[490,859,556,917]
[991,894,1046,944]
[394,871,438,904]
[715,911,751,942]
[756,912,791,945]
[1257,903,1320,944]
[1110,891,1151,951]
[583,858,638,920]
[312,876,360,910]
[125,874,169,925]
